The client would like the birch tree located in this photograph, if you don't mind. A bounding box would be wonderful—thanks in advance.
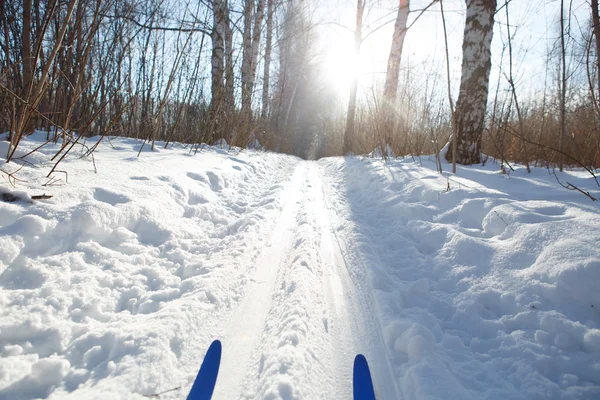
[592,0,600,100]
[381,0,409,150]
[210,0,226,139]
[261,0,274,119]
[224,0,235,113]
[445,0,497,165]
[241,0,266,117]
[241,0,254,115]
[383,0,409,103]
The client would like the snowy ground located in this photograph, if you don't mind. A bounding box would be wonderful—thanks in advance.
[1,134,599,400]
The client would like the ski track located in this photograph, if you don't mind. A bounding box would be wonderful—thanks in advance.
[214,162,397,400]
[2,135,600,399]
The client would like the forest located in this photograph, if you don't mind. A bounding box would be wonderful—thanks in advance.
[1,0,600,168]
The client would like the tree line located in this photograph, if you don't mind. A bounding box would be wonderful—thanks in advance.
[1,0,599,171]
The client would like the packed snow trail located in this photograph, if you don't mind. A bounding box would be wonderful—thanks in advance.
[1,134,600,399]
[213,163,396,399]
[0,137,400,400]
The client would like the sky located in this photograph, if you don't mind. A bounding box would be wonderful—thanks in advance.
[313,0,593,103]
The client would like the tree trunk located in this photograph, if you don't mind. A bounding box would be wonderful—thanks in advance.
[261,0,273,119]
[383,0,409,102]
[241,0,254,115]
[20,0,34,136]
[224,0,235,113]
[21,0,33,98]
[592,0,600,101]
[210,0,226,140]
[559,0,566,171]
[247,0,266,117]
[382,0,409,149]
[445,0,496,165]
[343,0,365,154]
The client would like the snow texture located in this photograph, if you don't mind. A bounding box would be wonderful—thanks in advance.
[1,133,599,399]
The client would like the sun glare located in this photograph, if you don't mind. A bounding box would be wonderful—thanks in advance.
[322,36,364,96]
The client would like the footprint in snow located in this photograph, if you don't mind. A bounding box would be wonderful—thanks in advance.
[93,188,130,206]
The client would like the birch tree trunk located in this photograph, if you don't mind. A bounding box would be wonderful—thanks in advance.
[241,0,254,115]
[382,0,409,149]
[383,0,409,102]
[210,0,226,139]
[261,0,274,119]
[445,0,496,165]
[224,0,235,113]
[559,0,566,171]
[592,0,600,109]
[247,0,266,116]
[343,0,365,154]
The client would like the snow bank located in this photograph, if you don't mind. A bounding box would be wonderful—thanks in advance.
[2,131,599,399]
[320,155,600,399]
[0,135,300,399]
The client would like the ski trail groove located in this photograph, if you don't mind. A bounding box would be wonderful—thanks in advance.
[318,163,401,399]
[213,163,308,399]
[213,161,398,399]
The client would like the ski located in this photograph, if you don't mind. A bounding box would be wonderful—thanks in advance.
[187,340,222,400]
[353,354,376,400]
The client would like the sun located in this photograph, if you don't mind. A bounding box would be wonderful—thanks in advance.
[321,35,365,96]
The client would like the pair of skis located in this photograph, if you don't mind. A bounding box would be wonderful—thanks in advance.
[186,340,376,400]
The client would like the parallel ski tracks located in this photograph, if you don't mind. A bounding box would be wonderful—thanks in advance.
[212,162,398,399]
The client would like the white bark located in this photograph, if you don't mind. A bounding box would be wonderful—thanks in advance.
[383,0,409,102]
[446,0,496,165]
[224,0,235,112]
[261,0,273,119]
[247,0,266,115]
[241,0,254,114]
[210,0,226,140]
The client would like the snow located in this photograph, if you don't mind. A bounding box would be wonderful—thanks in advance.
[320,155,600,399]
[1,133,600,399]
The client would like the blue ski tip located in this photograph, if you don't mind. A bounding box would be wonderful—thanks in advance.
[353,354,376,400]
[187,340,222,400]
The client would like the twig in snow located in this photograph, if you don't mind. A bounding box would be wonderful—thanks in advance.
[142,386,181,398]
[1,165,26,187]
[31,194,53,200]
[42,176,61,186]
[494,211,509,227]
[49,170,68,184]
[566,181,597,201]
[552,169,597,201]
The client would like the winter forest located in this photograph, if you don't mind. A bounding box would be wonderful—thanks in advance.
[2,0,600,165]
[1,1,600,399]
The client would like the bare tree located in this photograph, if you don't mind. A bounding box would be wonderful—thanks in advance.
[446,0,497,165]
[210,0,227,140]
[592,0,600,100]
[224,0,235,114]
[344,0,365,154]
[241,0,254,115]
[383,0,410,103]
[261,0,274,119]
[559,0,566,171]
